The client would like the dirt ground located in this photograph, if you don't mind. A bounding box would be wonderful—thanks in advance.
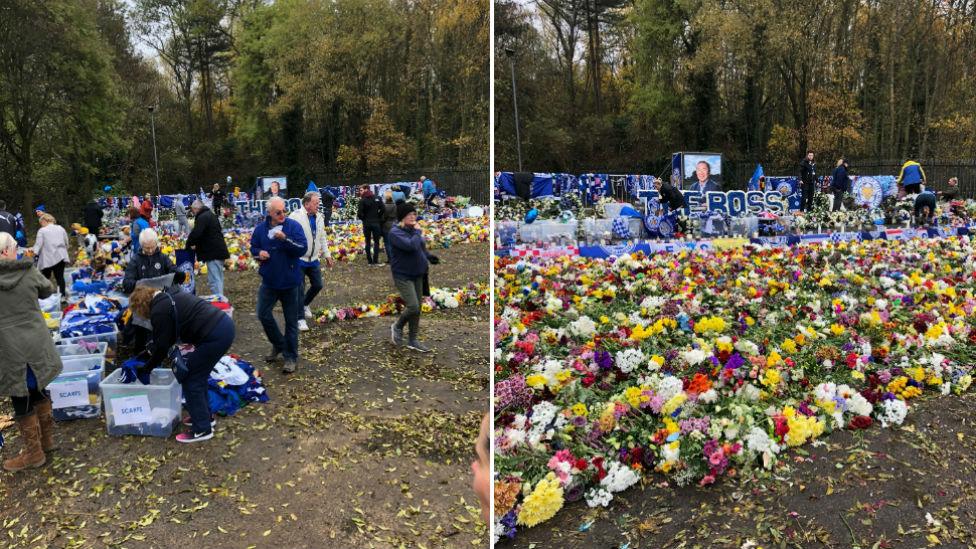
[498,391,976,549]
[0,242,490,549]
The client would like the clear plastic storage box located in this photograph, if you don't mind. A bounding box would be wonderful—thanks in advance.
[100,368,182,438]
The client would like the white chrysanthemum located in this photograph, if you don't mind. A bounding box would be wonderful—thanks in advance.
[878,399,908,428]
[735,339,759,356]
[739,383,761,401]
[601,461,640,492]
[585,487,613,508]
[640,295,665,311]
[745,426,780,454]
[656,376,685,402]
[847,393,873,417]
[569,315,597,338]
[814,382,837,403]
[681,349,706,366]
[615,348,645,373]
[699,389,718,404]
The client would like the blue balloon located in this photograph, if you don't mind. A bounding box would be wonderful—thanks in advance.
[524,208,539,224]
[103,185,112,192]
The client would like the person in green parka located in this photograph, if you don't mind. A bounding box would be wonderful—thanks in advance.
[0,231,63,472]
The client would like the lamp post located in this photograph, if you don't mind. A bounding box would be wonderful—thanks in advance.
[505,47,523,172]
[148,105,161,198]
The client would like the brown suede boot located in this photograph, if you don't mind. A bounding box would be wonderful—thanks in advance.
[3,412,46,472]
[35,399,58,452]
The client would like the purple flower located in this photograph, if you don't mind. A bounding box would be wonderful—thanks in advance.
[495,375,532,410]
[726,353,745,370]
[500,510,518,539]
[594,350,613,370]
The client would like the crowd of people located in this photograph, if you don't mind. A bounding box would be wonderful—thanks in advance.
[0,180,447,458]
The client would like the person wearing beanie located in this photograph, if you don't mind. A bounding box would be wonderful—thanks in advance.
[357,186,384,265]
[387,202,439,353]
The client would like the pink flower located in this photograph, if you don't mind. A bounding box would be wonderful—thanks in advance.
[709,450,724,466]
[699,474,716,486]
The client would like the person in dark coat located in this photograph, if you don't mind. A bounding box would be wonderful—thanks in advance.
[388,203,439,353]
[127,285,235,443]
[320,189,335,225]
[914,191,937,225]
[799,151,817,211]
[380,190,398,261]
[830,158,849,212]
[186,200,230,297]
[940,177,960,202]
[0,232,63,472]
[0,200,17,238]
[211,183,226,216]
[83,199,103,236]
[121,228,187,353]
[655,177,686,214]
[357,186,385,265]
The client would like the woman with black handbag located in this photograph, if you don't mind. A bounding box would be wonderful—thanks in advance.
[127,285,235,443]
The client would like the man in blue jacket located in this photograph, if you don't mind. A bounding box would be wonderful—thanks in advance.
[250,197,308,373]
[897,159,927,194]
[421,176,437,206]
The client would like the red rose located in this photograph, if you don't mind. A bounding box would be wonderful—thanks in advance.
[847,416,873,430]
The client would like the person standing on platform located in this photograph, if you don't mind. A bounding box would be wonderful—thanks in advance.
[897,159,927,195]
[799,151,817,211]
[830,158,850,212]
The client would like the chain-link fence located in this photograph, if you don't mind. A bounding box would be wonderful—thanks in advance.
[307,168,490,205]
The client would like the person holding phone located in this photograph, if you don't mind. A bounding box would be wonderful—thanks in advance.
[250,197,307,373]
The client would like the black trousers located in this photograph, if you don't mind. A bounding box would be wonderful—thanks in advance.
[904,183,922,194]
[41,260,67,296]
[11,388,48,417]
[801,181,815,211]
[832,190,845,211]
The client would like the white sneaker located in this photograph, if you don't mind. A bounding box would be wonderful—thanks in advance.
[304,306,313,319]
[298,319,309,331]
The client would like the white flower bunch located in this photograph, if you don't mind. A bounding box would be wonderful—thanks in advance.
[615,348,645,373]
[568,315,597,338]
[878,399,908,428]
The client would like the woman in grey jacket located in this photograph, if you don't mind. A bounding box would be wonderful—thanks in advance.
[380,190,398,264]
[0,231,63,472]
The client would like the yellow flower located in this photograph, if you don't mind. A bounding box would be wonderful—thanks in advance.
[886,376,908,395]
[906,367,926,383]
[571,403,588,417]
[851,371,865,381]
[650,355,665,368]
[599,316,610,324]
[661,393,687,415]
[525,374,547,389]
[785,414,825,447]
[926,323,944,340]
[767,351,783,367]
[761,368,782,389]
[694,316,727,334]
[517,473,564,527]
[631,324,653,342]
[829,324,845,336]
[780,339,797,354]
[554,370,573,383]
[745,316,755,326]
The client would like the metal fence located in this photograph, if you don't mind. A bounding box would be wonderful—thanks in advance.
[307,168,490,205]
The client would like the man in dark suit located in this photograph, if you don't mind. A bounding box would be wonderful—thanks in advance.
[686,161,721,194]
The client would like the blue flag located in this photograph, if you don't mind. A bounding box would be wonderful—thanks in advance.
[748,164,764,191]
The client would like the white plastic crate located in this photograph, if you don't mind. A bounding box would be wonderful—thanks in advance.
[57,330,119,351]
[56,342,109,359]
[100,368,182,438]
[50,366,104,421]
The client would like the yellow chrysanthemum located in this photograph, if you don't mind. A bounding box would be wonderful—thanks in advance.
[517,473,564,527]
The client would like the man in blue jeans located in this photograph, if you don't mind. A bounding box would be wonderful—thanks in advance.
[250,197,307,373]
